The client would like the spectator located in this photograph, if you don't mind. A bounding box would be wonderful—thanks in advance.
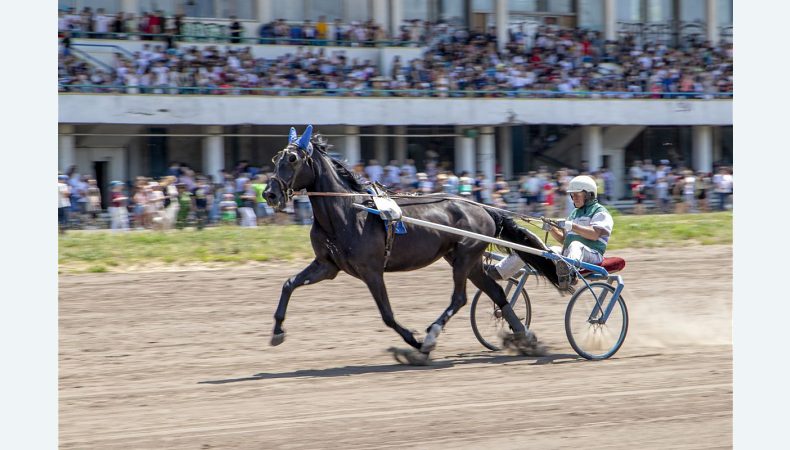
[316,16,328,44]
[219,193,238,225]
[85,178,102,228]
[192,176,212,230]
[412,172,427,193]
[696,171,711,212]
[251,174,272,225]
[58,175,71,234]
[365,159,383,183]
[713,166,733,211]
[229,16,242,44]
[111,12,125,38]
[473,172,487,204]
[302,20,316,43]
[522,171,541,212]
[400,159,417,185]
[384,160,401,187]
[682,169,697,213]
[132,182,149,229]
[655,176,670,213]
[601,166,615,202]
[238,180,258,227]
[176,183,193,229]
[58,9,71,35]
[109,181,129,231]
[93,8,112,39]
[630,176,646,215]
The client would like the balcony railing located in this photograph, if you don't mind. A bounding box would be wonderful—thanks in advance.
[59,30,423,47]
[57,84,734,99]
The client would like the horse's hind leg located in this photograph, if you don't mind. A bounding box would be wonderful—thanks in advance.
[361,271,422,351]
[271,258,339,346]
[468,264,546,356]
[467,263,527,335]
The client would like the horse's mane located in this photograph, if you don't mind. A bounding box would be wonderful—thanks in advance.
[310,133,368,192]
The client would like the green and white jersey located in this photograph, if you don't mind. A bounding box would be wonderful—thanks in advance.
[565,201,613,255]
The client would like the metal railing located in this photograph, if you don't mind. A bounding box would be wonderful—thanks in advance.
[57,83,734,99]
[61,30,423,47]
[66,47,114,72]
[71,42,136,59]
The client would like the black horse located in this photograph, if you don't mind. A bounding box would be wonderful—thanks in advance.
[264,126,564,361]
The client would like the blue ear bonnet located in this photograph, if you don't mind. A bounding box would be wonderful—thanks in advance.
[287,125,314,156]
[297,125,313,152]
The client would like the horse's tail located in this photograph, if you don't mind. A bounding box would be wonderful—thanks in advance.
[486,209,560,287]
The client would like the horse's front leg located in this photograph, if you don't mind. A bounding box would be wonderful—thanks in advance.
[271,258,339,346]
[421,253,476,353]
[361,271,422,351]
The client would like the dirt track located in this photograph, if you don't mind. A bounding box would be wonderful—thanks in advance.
[59,245,732,449]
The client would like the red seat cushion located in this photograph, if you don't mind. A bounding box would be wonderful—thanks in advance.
[580,257,626,275]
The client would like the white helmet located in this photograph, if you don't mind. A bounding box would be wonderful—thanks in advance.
[567,175,597,195]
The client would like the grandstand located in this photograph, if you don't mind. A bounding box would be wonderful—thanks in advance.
[58,0,733,203]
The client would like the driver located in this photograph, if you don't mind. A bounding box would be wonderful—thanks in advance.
[487,175,614,291]
[547,175,614,285]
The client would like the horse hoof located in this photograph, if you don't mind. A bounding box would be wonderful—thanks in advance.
[270,333,286,346]
[420,324,441,354]
[420,341,436,354]
[388,347,432,366]
[502,332,548,357]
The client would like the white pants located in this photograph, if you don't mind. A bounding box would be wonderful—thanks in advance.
[109,206,129,231]
[551,241,604,265]
[239,207,257,227]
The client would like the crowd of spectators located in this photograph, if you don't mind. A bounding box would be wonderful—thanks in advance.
[59,7,184,41]
[58,156,733,233]
[624,159,733,215]
[58,8,733,98]
[59,44,388,96]
[58,7,430,46]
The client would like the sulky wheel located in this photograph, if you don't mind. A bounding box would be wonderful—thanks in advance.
[565,282,628,360]
[471,278,532,351]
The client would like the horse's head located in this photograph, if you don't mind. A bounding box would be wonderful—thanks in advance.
[265,125,316,211]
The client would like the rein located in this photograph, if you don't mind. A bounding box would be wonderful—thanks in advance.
[272,143,550,233]
[301,188,550,237]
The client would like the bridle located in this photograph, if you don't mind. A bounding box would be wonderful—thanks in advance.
[269,144,314,204]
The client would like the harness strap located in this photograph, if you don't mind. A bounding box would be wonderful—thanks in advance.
[383,222,396,269]
[303,192,373,197]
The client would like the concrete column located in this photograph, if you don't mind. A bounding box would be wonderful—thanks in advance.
[256,0,273,24]
[202,126,225,183]
[372,0,389,35]
[706,0,718,44]
[391,0,403,39]
[604,0,616,41]
[692,125,713,173]
[497,126,512,180]
[121,0,138,14]
[495,0,508,52]
[478,126,495,199]
[454,126,475,175]
[582,126,603,173]
[59,124,76,173]
[712,126,722,165]
[394,125,407,164]
[344,125,361,166]
[606,148,626,200]
[374,125,388,165]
